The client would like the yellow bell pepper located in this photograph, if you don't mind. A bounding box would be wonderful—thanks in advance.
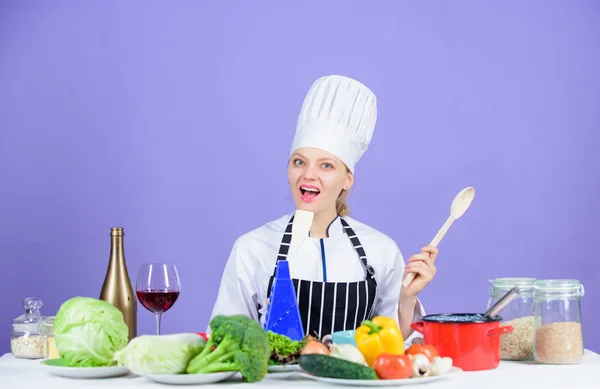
[354,316,405,367]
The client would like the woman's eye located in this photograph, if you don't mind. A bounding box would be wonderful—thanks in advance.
[322,163,333,169]
[294,159,304,166]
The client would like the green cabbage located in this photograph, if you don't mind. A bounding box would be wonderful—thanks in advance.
[113,334,206,374]
[53,297,129,367]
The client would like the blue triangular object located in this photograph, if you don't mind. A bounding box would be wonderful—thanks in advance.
[263,260,305,341]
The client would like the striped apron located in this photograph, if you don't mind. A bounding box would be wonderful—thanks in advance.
[265,215,378,339]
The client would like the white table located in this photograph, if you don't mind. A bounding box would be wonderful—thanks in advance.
[1,351,600,389]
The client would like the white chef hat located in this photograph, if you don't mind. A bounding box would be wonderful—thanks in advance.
[290,75,378,173]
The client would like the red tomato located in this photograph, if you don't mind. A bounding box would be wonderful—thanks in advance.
[406,344,439,361]
[373,353,413,380]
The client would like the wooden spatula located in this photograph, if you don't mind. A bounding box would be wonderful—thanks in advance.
[287,210,314,277]
[402,187,475,288]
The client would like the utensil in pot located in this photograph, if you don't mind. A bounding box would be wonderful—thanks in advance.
[484,286,521,318]
[403,187,475,288]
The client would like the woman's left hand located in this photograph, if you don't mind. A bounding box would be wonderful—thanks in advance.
[402,245,438,297]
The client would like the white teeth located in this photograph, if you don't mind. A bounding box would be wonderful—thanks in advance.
[301,187,320,193]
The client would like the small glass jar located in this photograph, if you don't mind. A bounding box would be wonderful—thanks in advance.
[11,297,46,359]
[487,278,536,360]
[533,279,584,364]
[40,316,58,359]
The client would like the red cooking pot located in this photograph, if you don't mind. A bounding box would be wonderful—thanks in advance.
[411,313,513,371]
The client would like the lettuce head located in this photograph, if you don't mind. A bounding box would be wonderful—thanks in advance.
[113,333,206,374]
[54,296,129,367]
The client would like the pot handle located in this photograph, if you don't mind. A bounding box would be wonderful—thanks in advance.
[487,325,514,337]
[411,321,425,334]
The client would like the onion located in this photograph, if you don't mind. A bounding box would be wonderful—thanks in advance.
[301,340,330,356]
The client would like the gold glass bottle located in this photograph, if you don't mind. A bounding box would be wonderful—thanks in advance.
[99,227,137,340]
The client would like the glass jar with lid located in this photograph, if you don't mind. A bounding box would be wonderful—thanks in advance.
[11,297,46,359]
[533,279,584,364]
[40,316,59,360]
[487,278,536,360]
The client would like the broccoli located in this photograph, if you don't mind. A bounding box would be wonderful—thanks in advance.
[186,315,270,383]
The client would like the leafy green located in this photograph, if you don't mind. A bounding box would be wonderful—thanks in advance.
[186,315,270,382]
[113,333,205,374]
[53,297,129,367]
[267,331,307,365]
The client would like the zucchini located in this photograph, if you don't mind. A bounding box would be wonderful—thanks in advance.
[299,354,378,380]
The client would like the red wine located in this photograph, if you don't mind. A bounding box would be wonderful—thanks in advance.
[136,290,180,314]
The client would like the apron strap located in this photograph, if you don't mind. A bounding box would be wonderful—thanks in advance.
[339,218,377,286]
[266,215,295,297]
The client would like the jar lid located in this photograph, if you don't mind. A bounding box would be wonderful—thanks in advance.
[12,297,45,327]
[534,279,584,296]
[490,277,537,289]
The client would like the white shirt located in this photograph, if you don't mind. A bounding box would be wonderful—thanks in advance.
[208,214,425,345]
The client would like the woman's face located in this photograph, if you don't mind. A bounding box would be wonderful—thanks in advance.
[287,147,353,215]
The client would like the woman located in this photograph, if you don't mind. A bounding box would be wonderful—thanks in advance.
[208,75,438,344]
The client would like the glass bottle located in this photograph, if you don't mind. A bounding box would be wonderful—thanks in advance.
[533,279,584,364]
[40,316,58,359]
[487,278,536,360]
[99,227,137,340]
[11,297,46,359]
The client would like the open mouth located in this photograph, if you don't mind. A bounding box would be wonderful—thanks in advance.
[300,185,320,202]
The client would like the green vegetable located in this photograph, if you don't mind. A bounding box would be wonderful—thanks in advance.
[113,333,205,374]
[53,297,129,367]
[299,354,378,380]
[186,315,270,383]
[267,331,307,365]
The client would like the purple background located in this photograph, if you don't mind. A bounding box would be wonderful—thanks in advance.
[1,1,599,354]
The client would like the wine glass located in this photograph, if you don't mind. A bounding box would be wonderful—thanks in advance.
[136,263,181,335]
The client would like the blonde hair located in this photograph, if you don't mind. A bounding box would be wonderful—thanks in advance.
[336,165,353,217]
[336,188,351,217]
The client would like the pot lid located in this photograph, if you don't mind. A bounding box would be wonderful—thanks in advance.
[421,313,502,323]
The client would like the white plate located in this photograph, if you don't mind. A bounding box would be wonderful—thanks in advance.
[144,371,237,385]
[298,366,462,386]
[41,359,130,379]
[268,364,301,373]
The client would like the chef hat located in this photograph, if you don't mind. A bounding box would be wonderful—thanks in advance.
[290,75,378,173]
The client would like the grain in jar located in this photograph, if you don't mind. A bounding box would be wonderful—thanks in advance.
[487,278,536,360]
[535,322,583,364]
[499,315,535,360]
[10,334,46,359]
[533,280,584,364]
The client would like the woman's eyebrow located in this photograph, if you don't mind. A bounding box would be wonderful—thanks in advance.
[318,158,335,163]
[291,153,335,164]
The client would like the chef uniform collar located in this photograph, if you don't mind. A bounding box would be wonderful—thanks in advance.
[290,75,378,174]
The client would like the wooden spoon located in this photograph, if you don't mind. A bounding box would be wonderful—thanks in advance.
[402,187,475,288]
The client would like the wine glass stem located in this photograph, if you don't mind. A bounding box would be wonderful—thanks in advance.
[155,313,162,335]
